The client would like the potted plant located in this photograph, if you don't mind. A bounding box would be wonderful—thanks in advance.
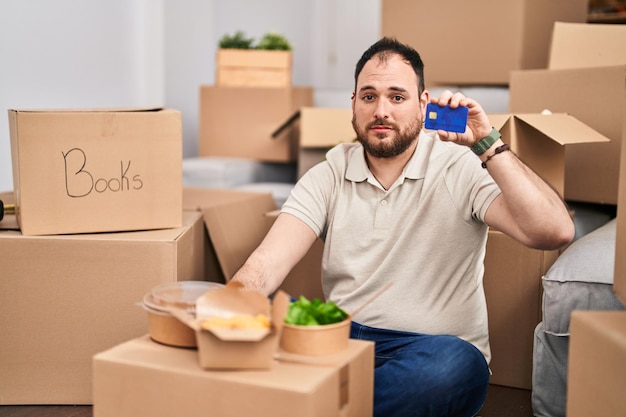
[216,31,293,87]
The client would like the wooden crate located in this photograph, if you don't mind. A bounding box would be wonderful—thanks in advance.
[216,49,292,87]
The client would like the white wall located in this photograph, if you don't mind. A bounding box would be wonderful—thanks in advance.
[0,0,381,193]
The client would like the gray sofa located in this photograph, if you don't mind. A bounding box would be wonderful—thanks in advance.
[532,205,625,417]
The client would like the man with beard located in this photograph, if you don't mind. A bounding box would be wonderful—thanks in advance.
[231,37,574,417]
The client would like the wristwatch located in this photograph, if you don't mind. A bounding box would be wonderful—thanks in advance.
[471,127,501,155]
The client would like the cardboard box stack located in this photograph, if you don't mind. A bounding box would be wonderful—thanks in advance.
[0,107,211,404]
[491,21,626,391]
[200,42,315,164]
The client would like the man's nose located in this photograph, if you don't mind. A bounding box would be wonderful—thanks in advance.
[373,99,390,119]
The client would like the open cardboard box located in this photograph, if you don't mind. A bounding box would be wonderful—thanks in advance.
[487,112,611,199]
[176,287,290,370]
[198,86,313,163]
[272,107,355,178]
[183,187,325,301]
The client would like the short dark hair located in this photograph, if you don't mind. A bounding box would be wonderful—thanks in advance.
[354,37,425,94]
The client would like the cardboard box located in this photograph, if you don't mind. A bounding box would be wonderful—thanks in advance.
[190,288,290,370]
[8,107,183,236]
[548,22,626,70]
[509,65,626,204]
[198,86,313,162]
[615,127,626,304]
[0,211,206,404]
[272,107,354,177]
[216,49,292,87]
[381,0,589,85]
[93,335,375,417]
[483,230,559,389]
[566,311,626,417]
[183,187,325,300]
[488,112,611,200]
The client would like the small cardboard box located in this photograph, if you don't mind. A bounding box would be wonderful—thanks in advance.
[271,107,354,177]
[483,229,559,389]
[191,288,290,370]
[198,86,313,162]
[566,311,626,417]
[216,49,292,87]
[8,107,183,236]
[0,210,206,404]
[381,0,588,85]
[93,335,375,417]
[488,112,611,200]
[510,65,626,204]
[548,22,626,70]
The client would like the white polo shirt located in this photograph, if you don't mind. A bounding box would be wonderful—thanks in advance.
[281,130,501,361]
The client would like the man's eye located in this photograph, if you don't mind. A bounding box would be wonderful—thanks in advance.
[392,95,404,102]
[363,94,375,101]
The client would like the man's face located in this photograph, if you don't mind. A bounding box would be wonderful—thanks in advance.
[351,53,427,159]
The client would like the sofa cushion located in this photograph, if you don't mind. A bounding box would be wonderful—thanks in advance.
[542,219,624,336]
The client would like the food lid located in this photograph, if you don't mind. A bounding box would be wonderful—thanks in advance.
[143,281,224,314]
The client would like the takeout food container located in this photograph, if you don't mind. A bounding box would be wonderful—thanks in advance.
[180,286,290,370]
[142,281,224,348]
[280,315,352,356]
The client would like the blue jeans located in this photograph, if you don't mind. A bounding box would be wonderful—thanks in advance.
[350,322,490,417]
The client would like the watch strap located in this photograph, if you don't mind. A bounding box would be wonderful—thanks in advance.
[471,127,501,155]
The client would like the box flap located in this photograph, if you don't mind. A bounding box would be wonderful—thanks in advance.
[183,188,277,279]
[549,22,626,70]
[514,113,611,146]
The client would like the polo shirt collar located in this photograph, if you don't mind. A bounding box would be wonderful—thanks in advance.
[345,130,432,184]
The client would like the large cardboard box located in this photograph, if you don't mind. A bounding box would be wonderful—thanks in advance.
[381,0,589,85]
[198,86,313,162]
[488,112,611,200]
[483,230,559,389]
[0,211,205,404]
[8,108,183,236]
[182,187,325,300]
[93,335,375,417]
[566,311,626,417]
[509,65,626,204]
[216,49,292,87]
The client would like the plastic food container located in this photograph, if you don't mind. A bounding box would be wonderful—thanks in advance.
[280,316,351,356]
[142,281,224,348]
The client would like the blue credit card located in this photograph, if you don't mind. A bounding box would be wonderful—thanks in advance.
[424,103,468,133]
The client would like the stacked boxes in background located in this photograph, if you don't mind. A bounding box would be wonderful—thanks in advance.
[381,0,589,86]
[200,45,312,164]
[0,107,212,404]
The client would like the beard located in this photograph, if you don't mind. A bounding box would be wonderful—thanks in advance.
[352,115,422,158]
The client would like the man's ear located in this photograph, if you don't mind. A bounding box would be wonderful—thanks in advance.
[420,89,430,115]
